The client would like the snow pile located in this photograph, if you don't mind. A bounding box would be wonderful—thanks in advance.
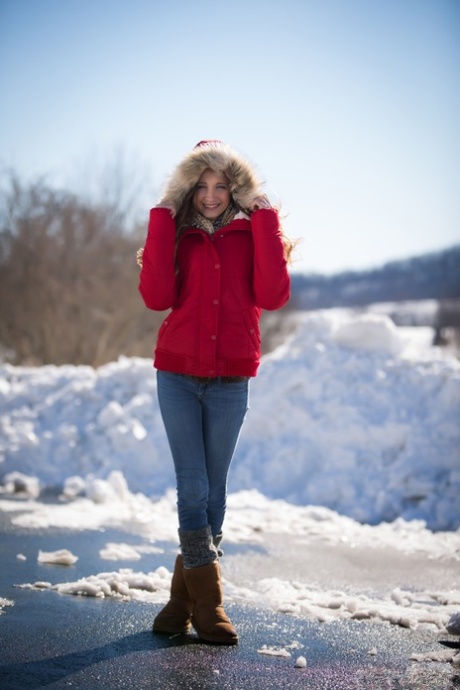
[19,566,172,602]
[0,471,179,538]
[230,579,460,630]
[333,313,404,354]
[1,309,459,530]
[0,358,168,495]
[233,311,460,530]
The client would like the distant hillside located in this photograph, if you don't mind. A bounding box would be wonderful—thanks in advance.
[290,245,460,310]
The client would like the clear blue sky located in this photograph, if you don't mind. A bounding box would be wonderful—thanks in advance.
[1,0,459,274]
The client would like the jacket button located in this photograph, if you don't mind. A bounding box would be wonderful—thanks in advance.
[215,264,220,269]
[211,334,217,340]
[213,299,219,305]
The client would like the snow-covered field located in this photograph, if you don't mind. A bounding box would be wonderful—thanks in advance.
[1,307,459,661]
[1,307,459,529]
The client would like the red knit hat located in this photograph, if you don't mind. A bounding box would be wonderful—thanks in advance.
[194,140,223,148]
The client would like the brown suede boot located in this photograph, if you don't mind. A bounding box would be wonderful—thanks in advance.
[153,555,193,634]
[183,561,238,645]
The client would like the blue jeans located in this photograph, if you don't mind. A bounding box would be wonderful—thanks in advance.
[156,371,250,537]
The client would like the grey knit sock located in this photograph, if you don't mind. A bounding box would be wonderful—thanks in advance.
[179,526,218,568]
[213,532,224,557]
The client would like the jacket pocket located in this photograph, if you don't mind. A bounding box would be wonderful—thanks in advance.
[157,311,175,347]
[242,308,261,351]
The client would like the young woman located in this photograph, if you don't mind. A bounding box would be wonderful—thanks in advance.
[138,140,293,644]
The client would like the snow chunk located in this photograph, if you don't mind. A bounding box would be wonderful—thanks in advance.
[37,549,78,566]
[257,645,291,658]
[62,475,86,500]
[333,314,403,354]
[1,472,40,498]
[20,567,172,602]
[410,650,457,663]
[446,611,460,636]
[0,597,14,614]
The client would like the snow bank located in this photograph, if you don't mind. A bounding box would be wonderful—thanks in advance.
[233,311,460,530]
[1,309,459,530]
[2,478,459,560]
[0,471,179,538]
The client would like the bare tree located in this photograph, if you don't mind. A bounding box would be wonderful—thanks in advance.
[0,170,165,366]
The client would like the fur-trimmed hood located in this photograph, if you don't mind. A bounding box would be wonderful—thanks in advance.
[159,141,264,213]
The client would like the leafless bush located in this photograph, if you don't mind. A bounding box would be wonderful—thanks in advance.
[0,170,164,366]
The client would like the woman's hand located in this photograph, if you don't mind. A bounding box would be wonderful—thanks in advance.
[155,202,176,218]
[251,195,272,211]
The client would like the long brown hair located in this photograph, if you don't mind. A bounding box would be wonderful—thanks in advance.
[174,188,197,246]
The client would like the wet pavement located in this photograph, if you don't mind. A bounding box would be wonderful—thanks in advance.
[1,519,459,689]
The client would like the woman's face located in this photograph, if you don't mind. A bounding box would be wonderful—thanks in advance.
[193,169,231,219]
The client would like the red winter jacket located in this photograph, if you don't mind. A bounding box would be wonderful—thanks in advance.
[139,207,290,377]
